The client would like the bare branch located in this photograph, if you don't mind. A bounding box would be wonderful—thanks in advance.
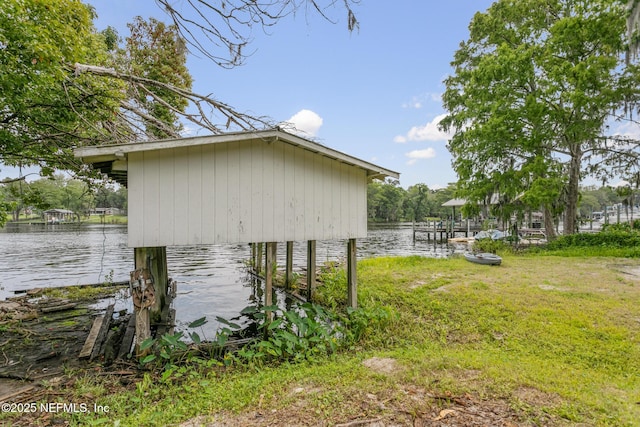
[154,0,360,66]
[71,62,272,139]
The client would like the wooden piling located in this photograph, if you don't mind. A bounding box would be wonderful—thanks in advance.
[307,240,316,300]
[134,247,168,326]
[256,243,263,275]
[347,238,357,309]
[265,242,275,321]
[285,241,294,289]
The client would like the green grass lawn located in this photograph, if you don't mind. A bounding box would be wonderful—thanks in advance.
[82,214,127,224]
[8,254,639,426]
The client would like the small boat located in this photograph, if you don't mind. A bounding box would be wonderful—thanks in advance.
[464,252,502,266]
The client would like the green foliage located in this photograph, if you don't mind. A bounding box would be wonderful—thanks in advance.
[472,238,512,254]
[341,306,396,345]
[232,303,342,365]
[314,266,348,309]
[546,229,640,250]
[366,180,458,222]
[0,0,121,172]
[124,17,193,138]
[440,0,639,235]
[1,175,97,221]
[139,331,189,368]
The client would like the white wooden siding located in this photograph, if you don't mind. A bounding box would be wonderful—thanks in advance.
[127,139,368,247]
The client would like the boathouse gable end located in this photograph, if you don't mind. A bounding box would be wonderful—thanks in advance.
[75,130,396,247]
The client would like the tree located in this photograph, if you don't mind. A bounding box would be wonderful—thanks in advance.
[124,17,193,138]
[441,0,640,237]
[404,184,431,222]
[627,0,640,59]
[0,0,118,176]
[0,0,360,225]
[367,180,406,222]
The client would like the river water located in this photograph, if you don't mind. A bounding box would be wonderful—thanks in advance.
[0,223,456,330]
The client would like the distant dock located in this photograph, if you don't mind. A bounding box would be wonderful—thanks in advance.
[412,220,483,242]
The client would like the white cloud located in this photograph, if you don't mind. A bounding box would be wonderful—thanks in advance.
[401,93,441,109]
[394,113,451,143]
[402,98,422,109]
[611,121,640,140]
[280,109,323,137]
[405,148,436,165]
[393,135,407,144]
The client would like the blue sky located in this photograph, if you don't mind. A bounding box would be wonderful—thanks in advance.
[87,0,496,189]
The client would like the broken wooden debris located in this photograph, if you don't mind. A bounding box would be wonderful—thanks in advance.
[90,304,115,361]
[78,304,115,360]
[39,302,77,313]
[79,316,105,359]
[117,314,136,360]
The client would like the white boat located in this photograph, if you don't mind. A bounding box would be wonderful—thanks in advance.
[464,252,502,266]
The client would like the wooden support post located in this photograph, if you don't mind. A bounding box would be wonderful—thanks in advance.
[134,247,168,326]
[347,238,357,309]
[251,243,257,269]
[307,240,316,301]
[132,247,167,357]
[256,243,263,275]
[265,242,275,321]
[285,241,294,290]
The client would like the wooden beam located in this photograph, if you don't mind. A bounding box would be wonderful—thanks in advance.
[79,316,105,359]
[134,247,168,326]
[347,238,357,309]
[117,314,136,360]
[307,240,316,300]
[92,304,115,361]
[256,243,263,275]
[285,241,294,289]
[265,242,275,321]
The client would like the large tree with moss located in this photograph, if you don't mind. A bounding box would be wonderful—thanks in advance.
[440,0,640,237]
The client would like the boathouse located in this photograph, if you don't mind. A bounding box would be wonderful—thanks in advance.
[75,129,398,348]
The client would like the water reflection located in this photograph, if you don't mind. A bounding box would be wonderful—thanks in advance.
[0,222,455,329]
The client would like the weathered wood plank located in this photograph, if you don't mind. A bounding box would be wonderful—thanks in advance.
[265,242,275,322]
[40,302,77,313]
[347,239,357,309]
[307,240,316,300]
[79,315,105,359]
[0,385,36,402]
[90,304,114,361]
[285,241,294,290]
[117,314,136,360]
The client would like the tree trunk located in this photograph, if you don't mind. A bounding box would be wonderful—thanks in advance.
[563,145,582,235]
[544,205,556,241]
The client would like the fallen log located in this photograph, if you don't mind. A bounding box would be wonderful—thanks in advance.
[40,302,77,313]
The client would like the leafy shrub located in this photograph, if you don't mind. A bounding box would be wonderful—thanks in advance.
[546,229,640,250]
[233,303,341,365]
[341,306,396,346]
[601,221,640,232]
[472,238,511,254]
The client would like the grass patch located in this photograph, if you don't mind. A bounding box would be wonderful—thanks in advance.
[83,214,128,225]
[24,254,640,426]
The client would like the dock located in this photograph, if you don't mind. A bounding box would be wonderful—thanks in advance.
[412,220,484,242]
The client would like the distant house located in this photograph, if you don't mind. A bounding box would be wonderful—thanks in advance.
[43,209,75,224]
[91,207,122,216]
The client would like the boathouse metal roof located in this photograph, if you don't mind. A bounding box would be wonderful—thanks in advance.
[74,129,399,247]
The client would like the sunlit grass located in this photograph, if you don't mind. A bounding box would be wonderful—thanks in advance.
[63,253,640,426]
